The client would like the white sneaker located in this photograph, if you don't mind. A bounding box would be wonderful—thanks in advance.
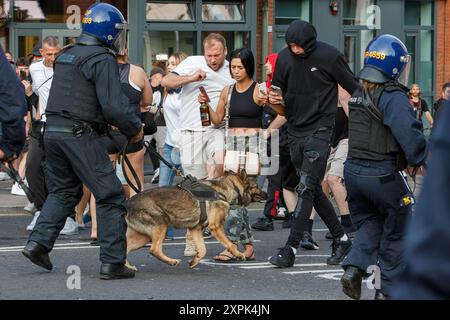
[276,207,287,219]
[11,182,26,196]
[24,202,35,213]
[0,172,11,181]
[26,211,41,231]
[60,217,79,235]
[184,236,197,257]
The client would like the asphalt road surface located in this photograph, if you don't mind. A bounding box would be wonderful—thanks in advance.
[0,206,377,301]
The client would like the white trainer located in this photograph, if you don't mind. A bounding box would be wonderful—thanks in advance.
[0,172,11,181]
[11,182,26,196]
[60,217,79,235]
[184,236,197,257]
[24,202,36,213]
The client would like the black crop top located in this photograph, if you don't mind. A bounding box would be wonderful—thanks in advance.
[229,82,262,128]
[118,63,141,109]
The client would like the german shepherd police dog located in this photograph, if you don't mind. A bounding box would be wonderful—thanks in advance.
[124,170,266,270]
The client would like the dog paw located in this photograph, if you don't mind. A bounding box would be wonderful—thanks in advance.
[169,259,181,266]
[125,263,139,272]
[236,253,246,261]
[189,259,199,269]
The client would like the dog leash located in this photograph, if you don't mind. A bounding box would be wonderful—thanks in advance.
[120,139,184,194]
[0,160,34,201]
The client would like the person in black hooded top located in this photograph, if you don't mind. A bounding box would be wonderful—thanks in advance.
[267,20,360,268]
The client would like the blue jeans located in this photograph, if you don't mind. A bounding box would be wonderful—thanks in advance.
[159,143,182,187]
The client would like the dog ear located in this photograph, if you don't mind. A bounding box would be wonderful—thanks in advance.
[239,169,247,181]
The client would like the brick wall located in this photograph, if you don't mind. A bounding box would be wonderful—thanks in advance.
[435,0,450,99]
[255,0,275,82]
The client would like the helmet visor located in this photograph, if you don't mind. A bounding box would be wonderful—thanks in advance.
[397,54,411,86]
[112,23,128,55]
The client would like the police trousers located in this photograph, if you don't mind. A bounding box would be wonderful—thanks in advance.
[25,134,47,211]
[342,159,412,297]
[286,127,344,248]
[29,131,128,264]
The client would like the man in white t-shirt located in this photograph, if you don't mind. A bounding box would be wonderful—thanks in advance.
[29,38,59,121]
[161,33,233,179]
[25,36,80,235]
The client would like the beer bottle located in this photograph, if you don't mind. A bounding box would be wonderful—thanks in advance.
[200,102,211,126]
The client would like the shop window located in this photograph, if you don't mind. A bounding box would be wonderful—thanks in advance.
[202,31,249,54]
[343,0,377,26]
[202,1,244,22]
[344,35,356,72]
[405,1,433,26]
[18,35,38,59]
[143,31,196,72]
[275,0,309,25]
[146,1,194,21]
[11,0,64,23]
[0,0,9,17]
[101,0,128,19]
[418,30,433,92]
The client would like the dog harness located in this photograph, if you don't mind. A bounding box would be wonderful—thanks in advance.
[177,175,228,226]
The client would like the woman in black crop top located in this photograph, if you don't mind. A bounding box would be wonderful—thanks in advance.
[207,48,266,132]
[88,50,152,244]
[199,48,267,262]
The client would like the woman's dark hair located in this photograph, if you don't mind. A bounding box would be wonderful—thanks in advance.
[229,48,255,78]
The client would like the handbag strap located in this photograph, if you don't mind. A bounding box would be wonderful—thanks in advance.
[225,84,234,152]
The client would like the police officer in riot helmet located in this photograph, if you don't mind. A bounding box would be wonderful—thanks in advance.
[22,3,143,280]
[340,34,428,299]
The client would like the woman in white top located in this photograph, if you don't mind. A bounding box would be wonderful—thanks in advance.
[158,52,188,187]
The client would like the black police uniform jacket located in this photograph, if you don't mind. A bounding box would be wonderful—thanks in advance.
[0,45,27,159]
[348,83,428,170]
[45,36,141,138]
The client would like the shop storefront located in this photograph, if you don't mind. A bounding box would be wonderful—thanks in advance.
[0,0,256,73]
[0,0,443,105]
[272,0,436,106]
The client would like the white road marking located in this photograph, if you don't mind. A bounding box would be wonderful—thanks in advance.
[316,273,345,280]
[240,263,328,269]
[284,269,344,275]
[0,240,261,253]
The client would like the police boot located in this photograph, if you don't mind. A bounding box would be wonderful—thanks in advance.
[340,266,363,300]
[22,241,53,271]
[100,263,135,280]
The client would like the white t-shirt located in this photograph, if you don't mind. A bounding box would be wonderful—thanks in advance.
[29,60,54,122]
[163,90,182,148]
[173,56,233,130]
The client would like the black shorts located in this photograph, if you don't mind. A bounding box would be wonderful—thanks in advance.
[101,130,144,155]
[280,143,298,191]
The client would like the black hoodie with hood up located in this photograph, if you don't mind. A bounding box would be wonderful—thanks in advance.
[272,20,359,136]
